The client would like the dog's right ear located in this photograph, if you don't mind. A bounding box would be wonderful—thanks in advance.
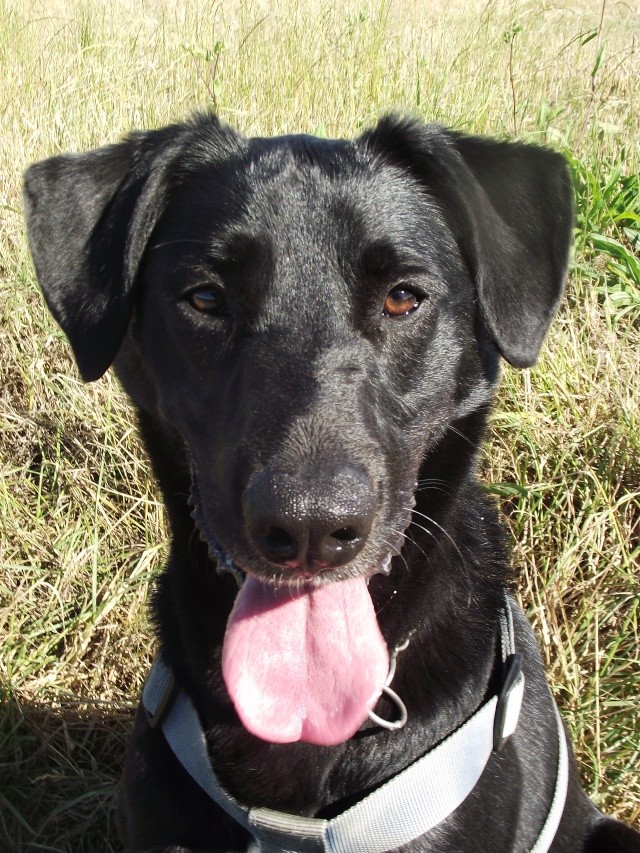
[23,129,180,381]
[361,117,573,369]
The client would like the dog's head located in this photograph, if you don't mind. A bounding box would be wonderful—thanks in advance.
[24,115,573,744]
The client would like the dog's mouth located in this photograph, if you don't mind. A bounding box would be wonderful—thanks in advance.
[188,470,409,746]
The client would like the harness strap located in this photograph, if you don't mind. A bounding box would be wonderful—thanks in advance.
[530,703,569,853]
[144,658,517,853]
[142,595,565,852]
[324,695,500,853]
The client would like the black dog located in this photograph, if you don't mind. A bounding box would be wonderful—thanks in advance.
[24,115,640,852]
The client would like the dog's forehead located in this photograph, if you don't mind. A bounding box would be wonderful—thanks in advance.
[255,135,438,232]
[167,132,444,256]
[246,132,358,171]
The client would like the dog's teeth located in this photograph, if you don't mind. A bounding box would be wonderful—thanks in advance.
[217,561,246,589]
[378,554,392,575]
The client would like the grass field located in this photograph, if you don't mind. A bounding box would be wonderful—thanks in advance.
[0,0,639,848]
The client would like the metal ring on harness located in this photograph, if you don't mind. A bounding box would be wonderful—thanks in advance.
[367,636,411,730]
[367,685,408,731]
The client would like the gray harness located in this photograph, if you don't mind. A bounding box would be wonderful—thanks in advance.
[142,596,568,853]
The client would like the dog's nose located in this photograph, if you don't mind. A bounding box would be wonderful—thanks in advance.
[243,467,376,571]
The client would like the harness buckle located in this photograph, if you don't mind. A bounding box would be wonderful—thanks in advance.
[493,652,525,751]
[144,659,178,730]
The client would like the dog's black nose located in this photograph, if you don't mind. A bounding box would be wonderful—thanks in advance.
[243,467,376,571]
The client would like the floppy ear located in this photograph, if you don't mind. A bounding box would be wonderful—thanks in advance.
[362,117,573,367]
[23,127,183,381]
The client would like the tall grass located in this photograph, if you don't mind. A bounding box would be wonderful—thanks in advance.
[1,0,638,848]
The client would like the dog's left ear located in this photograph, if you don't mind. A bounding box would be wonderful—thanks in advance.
[23,125,187,381]
[362,117,573,367]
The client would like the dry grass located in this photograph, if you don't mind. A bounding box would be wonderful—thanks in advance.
[1,0,639,848]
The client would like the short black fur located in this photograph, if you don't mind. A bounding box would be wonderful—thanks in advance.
[24,114,640,852]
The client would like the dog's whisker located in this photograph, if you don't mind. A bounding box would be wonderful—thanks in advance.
[444,424,477,449]
[416,484,451,498]
[379,529,414,575]
[414,477,452,497]
[410,513,467,569]
[150,238,215,250]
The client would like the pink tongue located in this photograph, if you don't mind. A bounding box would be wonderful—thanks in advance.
[222,575,389,746]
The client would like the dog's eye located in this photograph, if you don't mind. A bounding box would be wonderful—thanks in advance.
[188,287,227,315]
[383,286,421,318]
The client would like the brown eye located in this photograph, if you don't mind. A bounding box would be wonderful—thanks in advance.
[189,287,226,314]
[383,286,420,317]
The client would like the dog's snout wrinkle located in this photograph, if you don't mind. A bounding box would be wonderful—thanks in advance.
[243,466,375,572]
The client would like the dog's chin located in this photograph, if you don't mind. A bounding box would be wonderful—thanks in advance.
[187,475,409,591]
